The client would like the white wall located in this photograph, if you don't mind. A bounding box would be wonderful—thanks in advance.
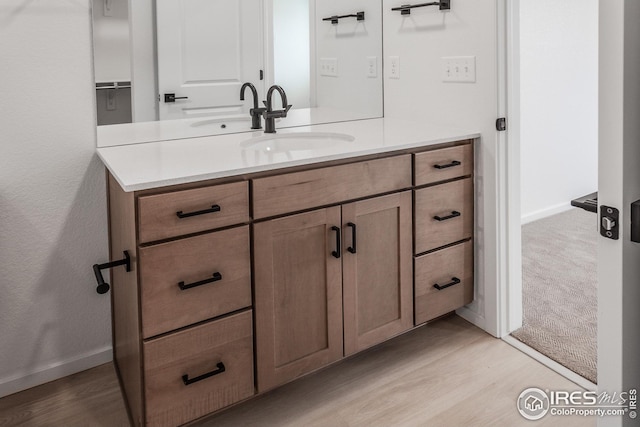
[0,1,111,397]
[315,0,383,117]
[520,0,598,222]
[383,0,500,333]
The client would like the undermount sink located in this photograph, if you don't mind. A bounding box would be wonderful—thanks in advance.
[240,132,355,152]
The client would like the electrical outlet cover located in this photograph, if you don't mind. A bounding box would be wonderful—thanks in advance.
[389,56,400,79]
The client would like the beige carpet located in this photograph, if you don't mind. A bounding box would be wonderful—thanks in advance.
[511,208,598,383]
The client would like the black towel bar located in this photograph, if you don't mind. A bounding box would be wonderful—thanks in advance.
[323,11,365,25]
[392,1,451,15]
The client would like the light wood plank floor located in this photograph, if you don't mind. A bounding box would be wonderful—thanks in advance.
[0,316,595,427]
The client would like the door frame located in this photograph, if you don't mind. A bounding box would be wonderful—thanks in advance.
[504,1,640,415]
[484,0,522,339]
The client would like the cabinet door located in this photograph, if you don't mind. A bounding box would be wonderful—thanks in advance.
[342,192,413,356]
[254,207,343,392]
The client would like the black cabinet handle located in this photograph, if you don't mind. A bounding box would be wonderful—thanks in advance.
[178,272,223,291]
[176,205,221,219]
[182,362,226,386]
[434,277,461,291]
[434,211,461,222]
[433,160,461,170]
[331,226,341,259]
[347,222,357,254]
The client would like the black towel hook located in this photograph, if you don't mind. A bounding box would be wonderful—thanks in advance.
[92,251,131,294]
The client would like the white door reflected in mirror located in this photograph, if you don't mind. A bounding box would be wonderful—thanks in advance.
[92,0,383,147]
[156,0,265,121]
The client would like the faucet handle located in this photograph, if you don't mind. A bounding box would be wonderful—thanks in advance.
[285,105,293,113]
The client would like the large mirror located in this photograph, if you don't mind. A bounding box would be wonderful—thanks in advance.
[93,0,383,147]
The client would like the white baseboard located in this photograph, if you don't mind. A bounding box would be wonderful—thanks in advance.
[0,346,113,399]
[456,306,487,333]
[521,202,574,225]
[502,336,597,391]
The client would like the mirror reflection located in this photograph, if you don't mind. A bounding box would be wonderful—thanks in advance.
[92,0,383,146]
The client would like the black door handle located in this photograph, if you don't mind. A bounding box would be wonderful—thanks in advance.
[434,277,461,291]
[347,222,357,254]
[182,362,226,386]
[434,211,461,222]
[331,226,341,259]
[164,93,189,103]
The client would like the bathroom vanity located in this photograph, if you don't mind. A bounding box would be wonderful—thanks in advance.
[97,118,478,426]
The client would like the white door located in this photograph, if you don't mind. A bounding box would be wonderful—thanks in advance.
[156,0,265,121]
[598,2,640,426]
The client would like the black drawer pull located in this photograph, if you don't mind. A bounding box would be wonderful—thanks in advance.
[434,211,461,222]
[182,362,226,386]
[433,160,461,170]
[178,272,223,291]
[347,222,357,254]
[176,205,221,219]
[331,226,341,259]
[434,277,461,291]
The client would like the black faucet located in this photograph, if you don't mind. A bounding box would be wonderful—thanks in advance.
[240,82,266,130]
[262,85,292,134]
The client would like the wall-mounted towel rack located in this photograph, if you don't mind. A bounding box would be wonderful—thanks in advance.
[96,81,132,91]
[392,1,451,15]
[322,11,365,25]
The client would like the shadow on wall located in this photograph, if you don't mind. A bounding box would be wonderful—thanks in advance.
[0,155,111,395]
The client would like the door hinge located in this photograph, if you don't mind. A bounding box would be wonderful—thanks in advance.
[496,117,507,132]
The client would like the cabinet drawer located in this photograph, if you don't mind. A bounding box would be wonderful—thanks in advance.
[253,155,412,219]
[138,181,249,244]
[139,226,251,338]
[414,178,473,254]
[415,241,473,325]
[414,144,473,186]
[143,310,254,427]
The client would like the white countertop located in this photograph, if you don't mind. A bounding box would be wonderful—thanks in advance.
[97,108,379,148]
[97,118,480,192]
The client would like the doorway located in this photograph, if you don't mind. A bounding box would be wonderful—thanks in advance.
[506,0,599,387]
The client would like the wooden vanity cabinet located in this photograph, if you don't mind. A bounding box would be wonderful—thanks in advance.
[412,142,475,325]
[342,192,413,357]
[253,207,344,392]
[252,156,414,392]
[108,176,254,427]
[107,139,475,426]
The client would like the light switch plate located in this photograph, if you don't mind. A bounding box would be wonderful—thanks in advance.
[442,56,476,83]
[320,58,339,77]
[367,56,378,78]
